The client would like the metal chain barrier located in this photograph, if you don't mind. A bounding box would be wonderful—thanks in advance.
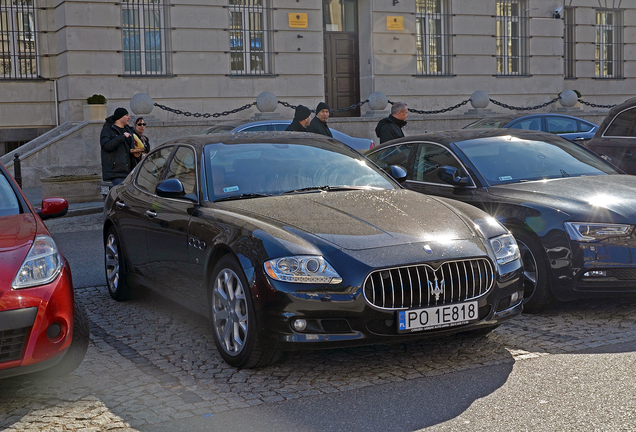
[153,102,256,118]
[279,100,369,113]
[488,97,560,111]
[390,99,471,115]
[578,99,616,109]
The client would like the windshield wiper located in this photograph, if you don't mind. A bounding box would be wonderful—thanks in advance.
[280,185,371,195]
[214,193,272,202]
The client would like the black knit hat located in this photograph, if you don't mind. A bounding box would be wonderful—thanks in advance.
[316,102,330,113]
[112,107,129,121]
[293,105,312,121]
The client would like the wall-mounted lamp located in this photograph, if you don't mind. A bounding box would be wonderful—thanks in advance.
[393,0,399,5]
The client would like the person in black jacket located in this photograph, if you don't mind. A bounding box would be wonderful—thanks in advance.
[307,102,333,137]
[100,108,142,186]
[375,102,408,144]
[285,105,312,132]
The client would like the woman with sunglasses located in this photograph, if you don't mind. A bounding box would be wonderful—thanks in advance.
[132,117,151,165]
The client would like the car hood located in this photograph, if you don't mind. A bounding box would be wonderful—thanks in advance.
[0,213,36,289]
[488,175,636,219]
[220,189,477,250]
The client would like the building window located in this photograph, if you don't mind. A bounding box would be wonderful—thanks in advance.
[495,0,528,76]
[229,0,272,75]
[0,0,38,79]
[122,0,169,75]
[595,9,623,79]
[415,0,452,76]
[564,7,575,78]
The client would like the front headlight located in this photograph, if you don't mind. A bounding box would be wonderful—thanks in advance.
[12,235,63,289]
[490,234,520,265]
[264,256,343,284]
[564,222,634,242]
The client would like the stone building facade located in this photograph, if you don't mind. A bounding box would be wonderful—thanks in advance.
[1,0,635,153]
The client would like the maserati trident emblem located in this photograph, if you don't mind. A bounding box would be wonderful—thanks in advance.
[423,244,433,254]
[428,274,444,301]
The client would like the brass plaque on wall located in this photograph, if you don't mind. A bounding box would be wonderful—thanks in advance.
[386,16,404,31]
[289,13,309,28]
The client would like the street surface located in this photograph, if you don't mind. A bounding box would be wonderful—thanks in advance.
[1,213,636,431]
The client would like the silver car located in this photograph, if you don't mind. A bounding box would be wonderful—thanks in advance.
[202,120,375,152]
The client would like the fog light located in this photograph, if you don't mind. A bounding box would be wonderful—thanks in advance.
[292,319,307,332]
[47,323,62,339]
[584,270,607,277]
[510,291,520,304]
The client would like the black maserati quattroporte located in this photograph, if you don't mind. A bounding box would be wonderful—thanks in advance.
[103,132,523,368]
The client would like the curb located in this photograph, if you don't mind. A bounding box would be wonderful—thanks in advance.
[66,204,103,218]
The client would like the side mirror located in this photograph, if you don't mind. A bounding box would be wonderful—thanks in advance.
[437,166,470,186]
[156,178,186,198]
[38,197,69,220]
[389,165,408,183]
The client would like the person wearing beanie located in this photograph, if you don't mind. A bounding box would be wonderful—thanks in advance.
[285,105,312,132]
[100,107,141,186]
[375,101,408,144]
[307,102,333,137]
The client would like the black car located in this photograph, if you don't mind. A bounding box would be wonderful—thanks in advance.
[103,132,523,368]
[367,129,636,312]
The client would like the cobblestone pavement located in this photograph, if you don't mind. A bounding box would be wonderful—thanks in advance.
[2,214,636,430]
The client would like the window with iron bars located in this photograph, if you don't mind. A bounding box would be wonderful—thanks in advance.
[595,9,623,79]
[229,0,272,75]
[415,0,452,76]
[495,0,528,76]
[122,0,169,76]
[563,6,575,78]
[0,0,38,79]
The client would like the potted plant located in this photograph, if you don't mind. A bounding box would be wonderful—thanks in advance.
[83,94,107,122]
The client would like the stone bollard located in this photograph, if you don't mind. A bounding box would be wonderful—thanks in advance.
[253,92,281,119]
[363,92,389,117]
[556,90,581,112]
[465,91,493,115]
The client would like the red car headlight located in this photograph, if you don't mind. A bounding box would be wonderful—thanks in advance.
[12,235,63,289]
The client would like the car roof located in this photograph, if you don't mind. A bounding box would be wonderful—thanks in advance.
[159,131,344,148]
[370,128,562,151]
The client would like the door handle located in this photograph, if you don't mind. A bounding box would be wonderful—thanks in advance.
[116,202,125,208]
[573,137,585,141]
[145,210,157,218]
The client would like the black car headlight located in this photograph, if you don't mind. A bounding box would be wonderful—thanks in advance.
[12,235,63,289]
[564,222,634,242]
[489,234,520,265]
[264,256,343,284]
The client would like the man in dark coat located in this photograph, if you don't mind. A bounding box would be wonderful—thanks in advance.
[100,107,141,186]
[375,101,408,144]
[307,102,333,137]
[285,105,312,132]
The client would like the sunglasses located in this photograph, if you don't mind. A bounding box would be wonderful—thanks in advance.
[137,123,146,126]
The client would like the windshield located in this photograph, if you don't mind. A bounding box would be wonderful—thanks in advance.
[464,117,514,129]
[455,135,620,185]
[204,141,396,201]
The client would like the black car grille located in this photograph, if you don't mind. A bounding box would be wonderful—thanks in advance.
[363,258,495,310]
[0,327,29,363]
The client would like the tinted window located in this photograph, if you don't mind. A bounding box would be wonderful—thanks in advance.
[164,146,197,195]
[510,118,542,131]
[577,121,595,133]
[366,144,413,172]
[271,123,291,131]
[412,143,465,184]
[205,141,395,200]
[136,146,174,193]
[546,116,578,134]
[456,136,618,185]
[0,172,20,217]
[604,108,636,137]
[464,118,514,129]
[241,125,271,132]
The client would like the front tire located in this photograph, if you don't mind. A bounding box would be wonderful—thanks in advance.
[513,230,556,313]
[105,226,131,300]
[209,255,280,368]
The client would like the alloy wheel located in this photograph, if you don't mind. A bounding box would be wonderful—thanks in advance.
[212,268,248,356]
[105,233,120,294]
[517,239,538,301]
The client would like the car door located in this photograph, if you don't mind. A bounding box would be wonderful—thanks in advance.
[116,146,174,276]
[589,107,636,174]
[144,145,203,306]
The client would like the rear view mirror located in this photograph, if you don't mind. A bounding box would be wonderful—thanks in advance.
[38,197,68,220]
[437,166,470,186]
[156,178,186,198]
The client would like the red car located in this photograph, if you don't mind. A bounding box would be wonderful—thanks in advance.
[0,162,88,378]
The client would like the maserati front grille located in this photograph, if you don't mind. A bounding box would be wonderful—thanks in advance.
[363,258,495,310]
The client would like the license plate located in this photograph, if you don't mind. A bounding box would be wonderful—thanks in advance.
[397,301,478,333]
